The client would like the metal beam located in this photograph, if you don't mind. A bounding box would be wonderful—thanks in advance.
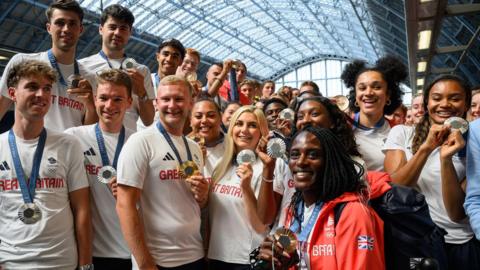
[349,0,382,58]
[446,4,480,16]
[453,25,480,72]
[436,45,468,54]
[0,0,21,26]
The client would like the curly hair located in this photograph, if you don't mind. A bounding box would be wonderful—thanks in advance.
[294,96,361,157]
[288,126,366,232]
[412,74,471,154]
[341,55,407,115]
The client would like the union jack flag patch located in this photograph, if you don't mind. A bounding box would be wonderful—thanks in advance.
[357,235,374,250]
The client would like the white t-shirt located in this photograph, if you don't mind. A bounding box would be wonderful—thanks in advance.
[203,140,225,182]
[383,125,473,244]
[208,158,281,264]
[0,51,95,132]
[79,53,155,132]
[64,124,134,259]
[0,129,89,269]
[354,121,391,171]
[116,124,204,268]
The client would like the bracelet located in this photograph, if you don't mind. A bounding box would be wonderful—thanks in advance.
[262,176,274,183]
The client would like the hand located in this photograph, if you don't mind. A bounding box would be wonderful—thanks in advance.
[108,176,118,199]
[257,235,291,269]
[125,69,146,97]
[185,172,209,204]
[275,118,292,137]
[440,129,465,159]
[256,136,276,170]
[67,79,94,110]
[236,163,253,190]
[223,59,234,71]
[421,124,450,152]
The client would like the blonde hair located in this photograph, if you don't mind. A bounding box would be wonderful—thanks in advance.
[212,106,269,183]
[159,75,193,96]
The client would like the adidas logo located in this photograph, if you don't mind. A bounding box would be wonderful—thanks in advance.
[84,147,96,156]
[163,152,175,161]
[0,161,10,171]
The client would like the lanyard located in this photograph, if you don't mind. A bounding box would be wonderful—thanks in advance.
[98,50,127,69]
[156,122,192,164]
[154,73,160,89]
[229,69,239,102]
[47,49,79,86]
[352,112,385,131]
[94,124,125,169]
[290,201,323,242]
[8,129,47,204]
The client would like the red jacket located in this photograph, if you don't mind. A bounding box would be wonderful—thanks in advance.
[284,173,391,270]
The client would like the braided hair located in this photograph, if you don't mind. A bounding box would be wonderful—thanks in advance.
[412,74,471,154]
[288,126,366,232]
[341,55,407,115]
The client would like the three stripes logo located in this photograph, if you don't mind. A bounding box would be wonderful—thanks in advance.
[0,161,10,171]
[84,147,96,156]
[163,152,175,161]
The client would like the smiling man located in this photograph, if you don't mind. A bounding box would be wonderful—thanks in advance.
[152,39,186,91]
[0,0,97,132]
[79,4,155,131]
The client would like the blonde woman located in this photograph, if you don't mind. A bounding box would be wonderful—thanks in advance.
[208,106,286,270]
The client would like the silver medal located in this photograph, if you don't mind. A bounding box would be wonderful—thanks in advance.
[18,203,41,224]
[67,74,82,89]
[267,138,287,159]
[236,149,256,164]
[97,165,116,184]
[444,117,469,134]
[185,72,197,82]
[121,58,137,69]
[279,108,295,122]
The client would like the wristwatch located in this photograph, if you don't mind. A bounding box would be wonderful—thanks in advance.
[78,264,94,270]
[138,93,148,102]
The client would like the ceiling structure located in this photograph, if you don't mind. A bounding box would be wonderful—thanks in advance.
[0,0,478,91]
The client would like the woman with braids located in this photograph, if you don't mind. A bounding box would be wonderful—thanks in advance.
[258,96,365,229]
[255,126,384,270]
[341,55,407,171]
[384,74,480,268]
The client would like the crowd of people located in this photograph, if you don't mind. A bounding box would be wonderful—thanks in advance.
[1,1,480,270]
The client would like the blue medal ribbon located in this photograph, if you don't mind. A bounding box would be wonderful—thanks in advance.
[94,124,125,169]
[352,112,385,131]
[154,73,160,89]
[98,50,127,69]
[290,201,323,242]
[229,69,239,102]
[8,129,47,204]
[47,49,79,86]
[156,122,192,164]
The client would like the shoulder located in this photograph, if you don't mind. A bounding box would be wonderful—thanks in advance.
[78,53,101,65]
[64,124,94,136]
[338,201,381,228]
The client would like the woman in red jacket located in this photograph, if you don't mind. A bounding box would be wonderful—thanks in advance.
[255,126,385,270]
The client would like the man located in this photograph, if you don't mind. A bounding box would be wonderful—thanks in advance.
[79,4,155,131]
[239,79,257,105]
[116,75,209,269]
[152,38,186,91]
[299,80,320,95]
[204,62,231,111]
[65,69,133,269]
[263,96,288,131]
[0,0,96,132]
[411,94,424,124]
[0,60,92,269]
[176,48,200,77]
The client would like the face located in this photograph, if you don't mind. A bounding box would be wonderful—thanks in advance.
[296,100,333,130]
[411,95,424,124]
[156,46,183,76]
[355,71,389,117]
[470,93,480,120]
[232,112,262,152]
[222,103,240,127]
[300,85,315,94]
[9,75,53,121]
[405,109,413,125]
[387,107,406,126]
[206,65,222,88]
[280,87,292,101]
[46,9,83,52]
[292,89,300,99]
[427,80,467,125]
[99,17,131,52]
[236,65,246,83]
[262,83,274,98]
[289,132,324,191]
[191,101,221,142]
[157,83,192,130]
[240,84,255,102]
[178,53,199,75]
[95,82,132,128]
[265,102,285,130]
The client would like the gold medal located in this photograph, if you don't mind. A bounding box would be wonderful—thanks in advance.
[188,134,205,146]
[178,161,199,179]
[273,227,298,254]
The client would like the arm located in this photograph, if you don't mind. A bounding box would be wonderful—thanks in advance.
[207,60,232,97]
[186,173,209,208]
[465,121,480,239]
[116,184,157,270]
[69,187,92,266]
[127,69,155,126]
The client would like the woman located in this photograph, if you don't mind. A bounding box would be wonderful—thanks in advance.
[255,127,384,270]
[384,74,480,268]
[468,89,480,121]
[208,106,287,270]
[341,55,407,171]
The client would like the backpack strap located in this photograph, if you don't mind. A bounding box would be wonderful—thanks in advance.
[334,202,347,227]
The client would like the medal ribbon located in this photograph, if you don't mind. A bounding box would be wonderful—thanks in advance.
[352,112,385,131]
[156,122,192,164]
[95,123,125,169]
[98,50,127,69]
[8,129,47,204]
[229,69,239,102]
[290,201,323,242]
[47,49,79,86]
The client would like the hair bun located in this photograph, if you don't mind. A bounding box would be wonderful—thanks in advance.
[341,60,367,89]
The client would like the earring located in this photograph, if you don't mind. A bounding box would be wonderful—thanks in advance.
[354,101,359,107]
[386,99,391,105]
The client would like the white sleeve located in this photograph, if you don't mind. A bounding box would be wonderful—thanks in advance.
[65,136,90,192]
[273,159,288,194]
[116,133,150,189]
[141,66,155,99]
[382,125,409,152]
